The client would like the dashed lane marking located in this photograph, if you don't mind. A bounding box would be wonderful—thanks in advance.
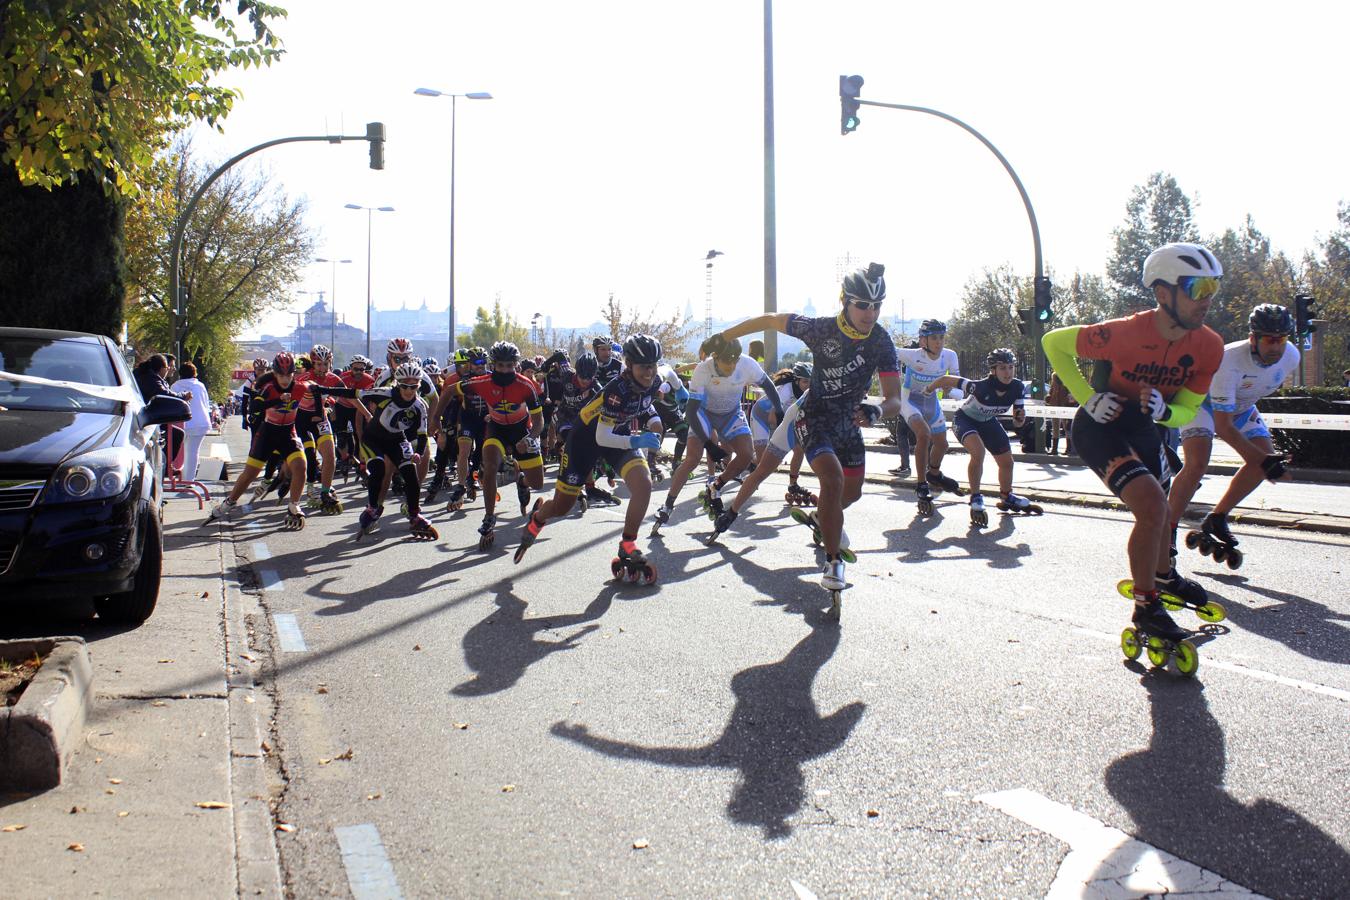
[335,823,403,900]
[257,568,284,592]
[251,542,271,561]
[273,613,307,652]
[789,879,819,900]
[977,788,1269,899]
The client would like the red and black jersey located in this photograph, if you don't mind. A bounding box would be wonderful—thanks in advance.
[336,369,376,408]
[250,373,307,427]
[297,370,345,412]
[455,373,541,426]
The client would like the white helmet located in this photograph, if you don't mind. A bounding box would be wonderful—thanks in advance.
[1141,242,1223,288]
[393,361,423,383]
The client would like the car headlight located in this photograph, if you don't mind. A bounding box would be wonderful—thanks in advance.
[48,447,136,503]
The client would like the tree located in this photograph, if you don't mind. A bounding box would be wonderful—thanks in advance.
[946,266,1029,376]
[124,141,314,399]
[1105,172,1199,315]
[1204,216,1299,342]
[599,293,697,363]
[1053,272,1114,327]
[469,298,529,349]
[1303,202,1350,381]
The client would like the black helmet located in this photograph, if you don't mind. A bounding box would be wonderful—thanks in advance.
[592,334,613,349]
[489,341,520,364]
[714,336,743,362]
[518,358,537,373]
[841,262,886,303]
[918,319,947,337]
[791,362,813,380]
[1248,303,1295,337]
[622,333,662,365]
[987,347,1017,367]
[574,352,599,381]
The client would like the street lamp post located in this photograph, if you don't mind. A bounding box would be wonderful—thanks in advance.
[315,256,352,356]
[344,204,395,357]
[414,87,493,358]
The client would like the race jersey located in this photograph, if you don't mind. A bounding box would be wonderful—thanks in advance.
[554,372,597,426]
[785,313,899,416]
[376,369,439,407]
[543,365,571,409]
[752,382,797,420]
[1207,339,1300,414]
[454,373,541,426]
[1075,310,1224,401]
[336,369,376,408]
[250,373,307,427]
[656,363,683,397]
[896,346,961,395]
[689,355,768,414]
[296,370,344,412]
[361,388,429,443]
[578,372,659,436]
[958,376,1027,422]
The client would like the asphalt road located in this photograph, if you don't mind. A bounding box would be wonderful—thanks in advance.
[217,453,1350,899]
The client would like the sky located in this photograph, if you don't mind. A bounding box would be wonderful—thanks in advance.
[201,1,1350,343]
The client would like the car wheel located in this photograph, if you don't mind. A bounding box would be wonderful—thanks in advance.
[95,511,162,625]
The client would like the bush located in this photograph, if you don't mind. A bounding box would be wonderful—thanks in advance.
[1257,387,1350,470]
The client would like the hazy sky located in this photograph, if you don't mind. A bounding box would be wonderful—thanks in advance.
[200,1,1350,341]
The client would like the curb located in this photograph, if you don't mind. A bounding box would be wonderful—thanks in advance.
[0,636,93,791]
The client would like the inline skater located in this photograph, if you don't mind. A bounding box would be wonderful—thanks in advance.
[294,345,345,514]
[650,338,782,532]
[512,334,666,583]
[750,363,814,504]
[550,352,613,506]
[435,346,490,510]
[708,263,902,590]
[540,348,571,461]
[311,362,437,540]
[451,341,545,550]
[921,348,1037,527]
[650,360,690,480]
[592,335,623,386]
[1169,303,1300,568]
[207,352,310,529]
[1043,242,1225,656]
[333,354,375,481]
[426,349,469,502]
[896,319,964,514]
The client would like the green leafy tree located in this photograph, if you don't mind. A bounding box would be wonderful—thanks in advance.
[469,298,530,349]
[599,293,697,364]
[1105,172,1199,314]
[1204,216,1299,342]
[1053,272,1114,326]
[946,266,1029,376]
[1303,202,1350,382]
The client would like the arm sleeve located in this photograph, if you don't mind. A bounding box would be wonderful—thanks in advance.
[593,415,631,450]
[1042,326,1094,406]
[945,352,964,399]
[1160,386,1205,429]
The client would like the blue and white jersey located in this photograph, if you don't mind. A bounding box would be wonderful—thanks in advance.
[896,346,962,397]
[1207,340,1299,414]
[689,355,766,414]
[957,376,1026,422]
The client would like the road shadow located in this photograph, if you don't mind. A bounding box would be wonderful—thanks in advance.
[451,580,617,697]
[883,508,1031,570]
[1102,672,1350,897]
[551,615,862,839]
[1202,572,1350,666]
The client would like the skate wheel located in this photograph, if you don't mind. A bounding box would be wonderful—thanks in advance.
[1211,545,1227,564]
[622,566,639,584]
[1226,549,1243,570]
[1184,530,1202,550]
[1120,627,1142,661]
[479,533,494,551]
[611,558,624,578]
[1198,539,1213,558]
[400,502,409,518]
[1146,639,1168,668]
[1159,592,1183,612]
[1196,601,1226,624]
[1172,640,1199,676]
[839,547,857,564]
[1029,505,1043,515]
[825,591,841,622]
[789,507,812,527]
[1115,580,1136,601]
[639,565,658,586]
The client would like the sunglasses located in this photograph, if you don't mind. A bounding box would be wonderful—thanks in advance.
[1254,333,1289,344]
[397,381,419,390]
[848,298,884,311]
[1178,276,1221,301]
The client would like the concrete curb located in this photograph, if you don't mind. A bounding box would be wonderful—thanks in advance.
[0,636,93,791]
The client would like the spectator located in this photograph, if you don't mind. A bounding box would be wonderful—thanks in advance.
[1342,367,1350,387]
[170,362,213,482]
[1044,372,1075,455]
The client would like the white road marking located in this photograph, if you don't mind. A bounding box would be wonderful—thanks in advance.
[335,823,403,900]
[257,568,284,592]
[207,442,232,462]
[977,789,1269,899]
[252,542,271,561]
[1071,627,1350,702]
[273,614,307,652]
[789,879,819,900]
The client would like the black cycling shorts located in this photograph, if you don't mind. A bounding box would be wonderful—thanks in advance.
[953,411,1011,456]
[1071,407,1165,497]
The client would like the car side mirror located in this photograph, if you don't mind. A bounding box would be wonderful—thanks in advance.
[138,394,191,429]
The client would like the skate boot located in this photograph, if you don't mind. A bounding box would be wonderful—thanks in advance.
[915,482,935,516]
[611,539,658,585]
[424,472,445,505]
[249,475,276,506]
[445,483,467,511]
[283,501,307,531]
[705,506,738,546]
[408,513,438,542]
[926,468,964,496]
[996,491,1043,515]
[650,500,674,537]
[789,508,856,563]
[1156,567,1226,622]
[648,462,666,484]
[478,514,497,551]
[697,476,723,520]
[1185,512,1243,569]
[514,500,546,564]
[1121,593,1199,676]
[585,484,620,507]
[516,473,531,517]
[319,486,343,515]
[821,555,847,591]
[969,493,988,528]
[785,481,818,507]
[203,497,237,525]
[305,482,322,508]
[887,463,912,477]
[356,504,383,539]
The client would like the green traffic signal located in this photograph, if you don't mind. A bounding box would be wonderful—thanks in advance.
[839,75,864,136]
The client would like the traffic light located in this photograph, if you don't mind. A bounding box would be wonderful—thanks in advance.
[1294,293,1317,335]
[1034,275,1054,323]
[1016,307,1034,336]
[366,121,385,170]
[839,75,864,135]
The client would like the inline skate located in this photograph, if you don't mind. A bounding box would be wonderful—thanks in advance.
[408,512,438,541]
[997,492,1043,516]
[283,501,306,531]
[1184,512,1243,569]
[478,514,496,551]
[784,481,818,507]
[356,504,383,540]
[1120,593,1200,676]
[789,507,856,563]
[611,539,658,585]
[969,493,987,528]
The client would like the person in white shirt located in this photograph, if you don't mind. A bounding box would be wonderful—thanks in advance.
[895,319,964,510]
[170,362,213,482]
[1168,303,1300,566]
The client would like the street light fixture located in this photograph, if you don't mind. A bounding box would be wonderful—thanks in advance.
[414,86,494,358]
[315,256,352,356]
[344,204,395,357]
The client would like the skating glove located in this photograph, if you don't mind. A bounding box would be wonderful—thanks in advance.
[1084,391,1123,424]
[1141,387,1168,421]
[1260,453,1288,481]
[629,431,662,451]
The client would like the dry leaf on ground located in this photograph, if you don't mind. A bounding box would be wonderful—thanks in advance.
[195,801,231,810]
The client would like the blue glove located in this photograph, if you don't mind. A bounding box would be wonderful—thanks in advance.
[629,431,662,451]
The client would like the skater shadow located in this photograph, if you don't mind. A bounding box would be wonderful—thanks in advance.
[1200,573,1350,667]
[1102,673,1350,897]
[960,514,1033,571]
[451,580,616,697]
[551,617,862,839]
[883,513,1030,571]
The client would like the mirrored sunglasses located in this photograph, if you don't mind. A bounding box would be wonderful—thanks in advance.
[848,298,884,311]
[397,381,420,389]
[1178,276,1221,301]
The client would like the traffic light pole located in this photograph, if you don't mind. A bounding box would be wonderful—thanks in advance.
[852,98,1047,450]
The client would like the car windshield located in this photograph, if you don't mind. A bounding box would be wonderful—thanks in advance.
[0,336,122,414]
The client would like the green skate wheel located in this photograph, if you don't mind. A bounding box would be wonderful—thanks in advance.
[1115,580,1136,601]
[1160,593,1183,612]
[1146,638,1168,668]
[1196,601,1226,624]
[1120,627,1142,661]
[1173,640,1199,676]
[789,506,812,527]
